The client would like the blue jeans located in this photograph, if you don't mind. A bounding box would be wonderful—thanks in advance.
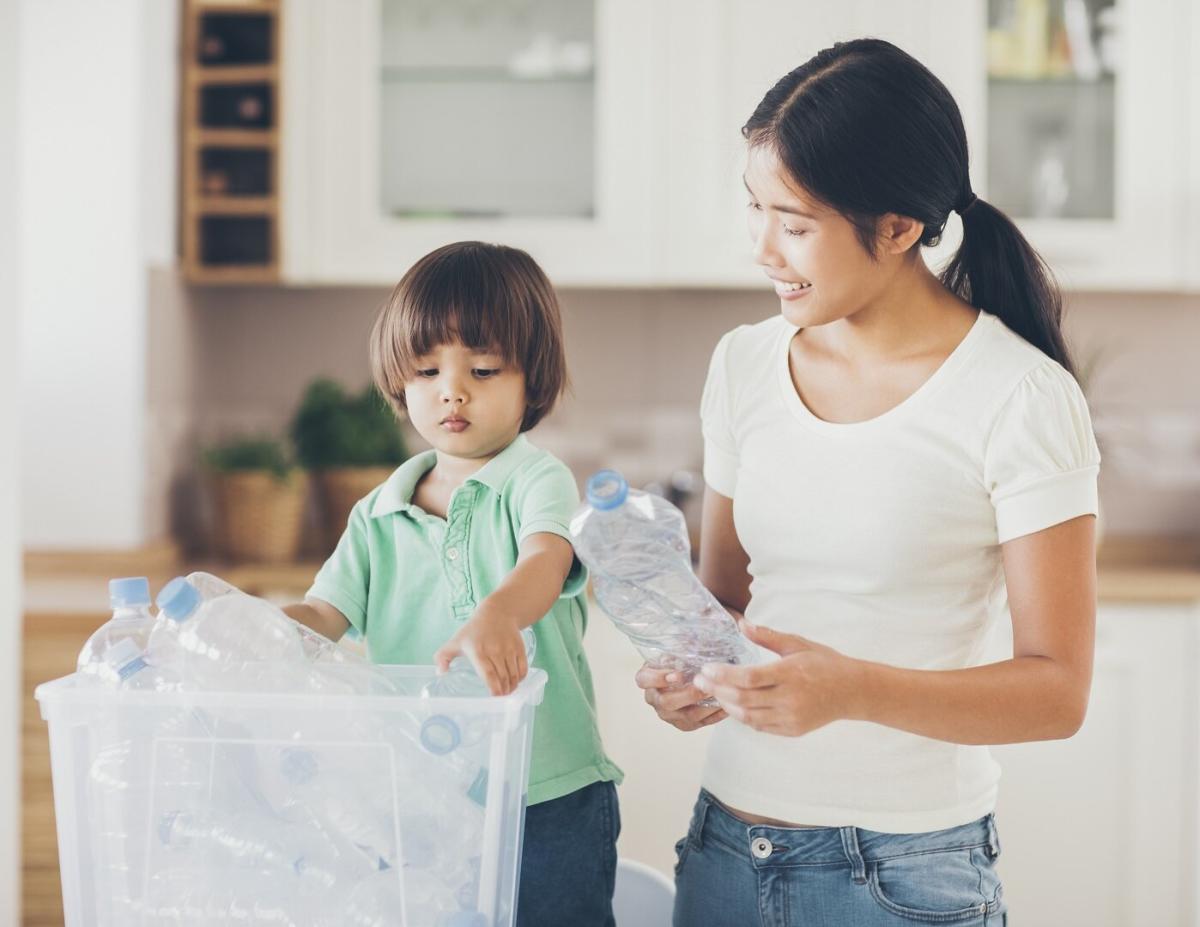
[517,780,620,927]
[673,790,1006,927]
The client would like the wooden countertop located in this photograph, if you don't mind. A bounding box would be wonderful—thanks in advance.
[23,535,1200,612]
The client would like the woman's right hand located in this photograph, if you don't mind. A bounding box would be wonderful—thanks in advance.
[635,664,728,732]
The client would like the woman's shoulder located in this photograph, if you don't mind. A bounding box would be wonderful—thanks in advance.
[967,311,1084,406]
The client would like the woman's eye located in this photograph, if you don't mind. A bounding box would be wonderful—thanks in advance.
[472,368,501,379]
[783,226,807,238]
[747,201,762,211]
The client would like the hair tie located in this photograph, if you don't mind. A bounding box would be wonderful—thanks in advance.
[956,193,979,217]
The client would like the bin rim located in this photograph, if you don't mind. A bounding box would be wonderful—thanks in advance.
[34,665,548,719]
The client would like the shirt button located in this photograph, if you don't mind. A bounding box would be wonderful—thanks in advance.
[751,836,773,859]
[446,547,459,561]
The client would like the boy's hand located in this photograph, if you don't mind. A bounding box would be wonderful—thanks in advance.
[434,603,528,696]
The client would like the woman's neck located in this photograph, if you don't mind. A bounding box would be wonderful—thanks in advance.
[815,259,976,365]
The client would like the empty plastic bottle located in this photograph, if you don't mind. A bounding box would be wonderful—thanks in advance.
[570,469,758,682]
[152,577,307,691]
[76,577,156,686]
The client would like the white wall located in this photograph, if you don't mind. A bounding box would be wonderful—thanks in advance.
[1,0,23,918]
[19,0,177,549]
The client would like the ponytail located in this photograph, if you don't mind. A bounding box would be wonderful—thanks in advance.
[744,38,1073,375]
[942,197,1074,375]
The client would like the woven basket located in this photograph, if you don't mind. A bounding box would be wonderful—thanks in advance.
[210,470,309,563]
[316,467,396,553]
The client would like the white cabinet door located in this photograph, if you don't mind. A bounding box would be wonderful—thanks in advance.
[659,0,979,287]
[661,0,1189,290]
[282,0,661,286]
[991,604,1198,927]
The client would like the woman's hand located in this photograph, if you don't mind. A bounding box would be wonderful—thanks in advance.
[434,603,527,696]
[634,665,728,732]
[694,618,863,737]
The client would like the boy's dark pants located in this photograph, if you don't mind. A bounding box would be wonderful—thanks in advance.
[516,780,621,927]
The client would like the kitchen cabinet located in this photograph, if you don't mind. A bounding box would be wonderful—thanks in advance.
[660,0,1191,290]
[991,603,1199,927]
[281,0,662,286]
[282,1,1194,289]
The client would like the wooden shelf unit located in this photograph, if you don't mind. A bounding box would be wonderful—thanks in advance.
[180,0,282,284]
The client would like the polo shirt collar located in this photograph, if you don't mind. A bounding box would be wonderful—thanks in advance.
[368,434,538,518]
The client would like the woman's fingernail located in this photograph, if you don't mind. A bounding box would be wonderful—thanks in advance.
[665,673,680,684]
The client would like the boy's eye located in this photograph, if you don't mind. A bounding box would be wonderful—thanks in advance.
[472,368,501,379]
[416,368,438,378]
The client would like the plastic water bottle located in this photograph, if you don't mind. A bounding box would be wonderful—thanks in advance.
[100,638,183,692]
[152,577,307,690]
[76,577,156,686]
[423,627,538,699]
[570,469,758,682]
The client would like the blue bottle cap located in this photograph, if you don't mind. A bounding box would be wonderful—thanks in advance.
[109,576,151,608]
[420,715,462,756]
[586,469,629,511]
[155,577,201,622]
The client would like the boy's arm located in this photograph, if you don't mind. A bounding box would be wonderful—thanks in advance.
[434,532,575,694]
[282,596,352,642]
[480,532,575,631]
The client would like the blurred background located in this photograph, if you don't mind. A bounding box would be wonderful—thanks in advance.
[4,0,1200,924]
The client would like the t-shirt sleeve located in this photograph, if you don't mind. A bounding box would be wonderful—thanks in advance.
[700,331,739,498]
[514,456,588,599]
[984,361,1101,544]
[306,498,371,634]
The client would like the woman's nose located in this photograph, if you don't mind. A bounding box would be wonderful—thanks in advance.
[751,226,785,267]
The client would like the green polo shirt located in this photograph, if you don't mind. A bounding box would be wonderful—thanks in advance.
[308,434,623,805]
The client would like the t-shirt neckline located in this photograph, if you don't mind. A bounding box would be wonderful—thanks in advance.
[776,310,991,434]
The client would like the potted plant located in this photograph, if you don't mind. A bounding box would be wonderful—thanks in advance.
[290,379,409,553]
[202,436,308,563]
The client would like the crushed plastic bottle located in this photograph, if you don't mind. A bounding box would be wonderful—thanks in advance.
[570,469,758,683]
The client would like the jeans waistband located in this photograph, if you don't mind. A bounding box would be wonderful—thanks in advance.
[687,789,1000,876]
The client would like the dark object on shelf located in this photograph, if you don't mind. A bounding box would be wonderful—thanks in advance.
[200,217,271,266]
[200,149,271,197]
[182,0,281,282]
[200,83,274,129]
[198,13,274,65]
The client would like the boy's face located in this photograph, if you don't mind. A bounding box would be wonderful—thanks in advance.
[404,340,527,463]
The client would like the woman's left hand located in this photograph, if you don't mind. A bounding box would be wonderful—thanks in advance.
[694,618,863,737]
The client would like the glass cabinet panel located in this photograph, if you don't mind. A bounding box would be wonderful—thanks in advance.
[985,0,1117,219]
[379,0,595,219]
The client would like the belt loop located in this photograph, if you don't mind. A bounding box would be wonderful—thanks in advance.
[689,791,712,851]
[840,827,867,885]
[985,814,1001,860]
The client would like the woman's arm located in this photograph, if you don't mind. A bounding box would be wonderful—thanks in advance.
[698,486,752,614]
[697,514,1097,744]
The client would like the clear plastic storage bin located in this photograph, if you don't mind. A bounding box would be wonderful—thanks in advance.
[35,666,547,927]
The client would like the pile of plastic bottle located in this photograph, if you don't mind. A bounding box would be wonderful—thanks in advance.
[75,573,501,927]
[570,469,759,687]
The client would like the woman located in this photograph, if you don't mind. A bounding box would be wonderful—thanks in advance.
[637,38,1098,926]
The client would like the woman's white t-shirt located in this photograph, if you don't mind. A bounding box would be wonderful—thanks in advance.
[700,310,1100,833]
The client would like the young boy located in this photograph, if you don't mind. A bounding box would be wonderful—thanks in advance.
[284,241,623,927]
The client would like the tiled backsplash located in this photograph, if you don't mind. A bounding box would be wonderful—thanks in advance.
[148,271,1200,549]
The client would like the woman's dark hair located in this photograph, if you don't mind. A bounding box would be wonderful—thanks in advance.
[370,240,569,431]
[743,38,1073,375]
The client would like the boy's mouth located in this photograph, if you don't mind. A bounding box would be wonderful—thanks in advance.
[440,415,470,433]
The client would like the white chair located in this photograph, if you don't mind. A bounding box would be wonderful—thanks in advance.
[613,857,676,927]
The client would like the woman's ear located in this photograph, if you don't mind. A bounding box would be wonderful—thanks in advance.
[876,213,925,255]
